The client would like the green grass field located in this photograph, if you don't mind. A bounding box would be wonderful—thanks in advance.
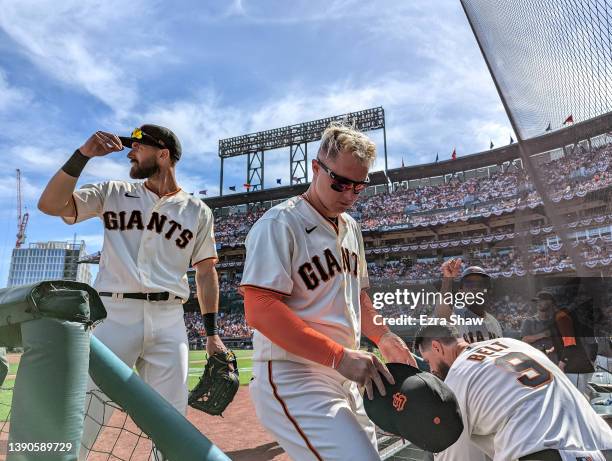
[0,378,14,422]
[188,349,254,388]
[0,349,255,422]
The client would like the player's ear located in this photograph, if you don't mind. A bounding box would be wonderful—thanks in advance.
[431,340,443,354]
[159,148,171,163]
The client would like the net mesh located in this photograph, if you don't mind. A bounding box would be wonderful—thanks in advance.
[461,0,612,140]
[81,390,160,461]
[461,0,612,277]
[0,384,12,460]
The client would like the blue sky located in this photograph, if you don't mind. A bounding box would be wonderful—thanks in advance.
[0,0,513,287]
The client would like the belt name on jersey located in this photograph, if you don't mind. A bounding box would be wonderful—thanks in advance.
[298,247,359,290]
[103,210,193,249]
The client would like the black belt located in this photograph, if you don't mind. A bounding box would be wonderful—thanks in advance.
[98,292,180,302]
[520,449,612,461]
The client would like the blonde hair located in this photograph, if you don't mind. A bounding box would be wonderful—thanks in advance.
[318,122,376,168]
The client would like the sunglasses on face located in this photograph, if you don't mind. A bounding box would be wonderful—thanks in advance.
[316,158,369,194]
[461,280,490,290]
[121,128,166,150]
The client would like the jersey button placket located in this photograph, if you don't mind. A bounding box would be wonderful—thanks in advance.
[138,198,161,289]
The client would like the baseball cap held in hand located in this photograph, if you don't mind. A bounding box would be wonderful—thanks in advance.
[364,363,463,453]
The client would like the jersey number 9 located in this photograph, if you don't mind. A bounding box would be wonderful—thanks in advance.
[494,352,552,389]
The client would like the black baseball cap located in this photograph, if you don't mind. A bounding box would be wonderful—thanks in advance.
[364,363,463,453]
[460,266,491,290]
[532,290,555,303]
[119,124,182,161]
[460,265,490,280]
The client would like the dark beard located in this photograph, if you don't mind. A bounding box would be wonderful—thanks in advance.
[435,362,451,380]
[130,160,160,179]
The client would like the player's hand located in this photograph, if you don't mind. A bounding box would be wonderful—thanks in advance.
[377,332,417,368]
[336,349,395,400]
[79,131,124,158]
[206,335,228,356]
[441,258,462,278]
[558,361,566,372]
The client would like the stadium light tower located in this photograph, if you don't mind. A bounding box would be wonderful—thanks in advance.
[217,107,387,195]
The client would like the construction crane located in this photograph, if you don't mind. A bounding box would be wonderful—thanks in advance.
[15,169,29,248]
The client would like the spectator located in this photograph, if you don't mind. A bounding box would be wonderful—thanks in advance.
[521,291,558,363]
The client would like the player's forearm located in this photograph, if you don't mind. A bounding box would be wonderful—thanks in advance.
[360,290,390,345]
[196,268,219,314]
[38,169,78,216]
[434,277,454,319]
[243,287,344,368]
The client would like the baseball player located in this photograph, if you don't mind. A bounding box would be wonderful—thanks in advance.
[434,259,503,343]
[38,126,226,458]
[415,324,612,461]
[241,123,417,461]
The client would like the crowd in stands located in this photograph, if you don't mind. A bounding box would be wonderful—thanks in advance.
[211,142,611,244]
[182,143,612,358]
[204,237,612,306]
[184,311,253,344]
[490,296,532,331]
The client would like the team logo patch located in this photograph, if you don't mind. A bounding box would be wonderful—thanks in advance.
[576,457,593,461]
[392,392,407,412]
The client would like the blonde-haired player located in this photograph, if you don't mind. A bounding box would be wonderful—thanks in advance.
[241,123,417,461]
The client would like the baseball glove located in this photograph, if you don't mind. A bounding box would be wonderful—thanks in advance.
[188,350,239,416]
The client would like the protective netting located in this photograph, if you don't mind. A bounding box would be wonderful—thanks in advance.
[81,390,160,461]
[460,0,612,277]
[0,384,12,460]
[461,0,612,140]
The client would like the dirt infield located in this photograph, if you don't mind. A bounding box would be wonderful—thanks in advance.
[188,387,289,461]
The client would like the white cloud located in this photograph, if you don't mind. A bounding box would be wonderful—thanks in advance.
[142,67,510,177]
[0,69,31,112]
[0,0,163,116]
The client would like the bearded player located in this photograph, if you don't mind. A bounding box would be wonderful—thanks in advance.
[241,123,417,461]
[415,324,612,461]
[38,126,227,458]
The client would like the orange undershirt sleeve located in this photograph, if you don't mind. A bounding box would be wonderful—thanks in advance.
[555,310,577,347]
[243,286,345,368]
[360,290,390,345]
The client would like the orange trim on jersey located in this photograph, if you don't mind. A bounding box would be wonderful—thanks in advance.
[300,194,339,235]
[240,283,291,298]
[192,256,218,268]
[268,361,324,461]
[144,181,182,198]
[243,286,345,368]
[360,290,390,345]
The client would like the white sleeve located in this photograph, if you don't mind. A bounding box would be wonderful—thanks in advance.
[434,430,491,461]
[191,205,218,266]
[442,371,493,461]
[240,217,294,296]
[62,182,108,225]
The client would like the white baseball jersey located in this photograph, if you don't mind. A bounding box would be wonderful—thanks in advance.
[436,338,612,461]
[453,306,503,344]
[240,195,368,364]
[63,180,217,299]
